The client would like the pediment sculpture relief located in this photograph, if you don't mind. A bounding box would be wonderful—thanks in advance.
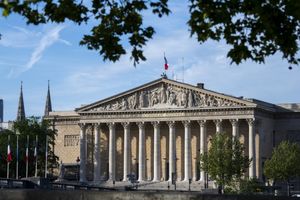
[91,83,242,111]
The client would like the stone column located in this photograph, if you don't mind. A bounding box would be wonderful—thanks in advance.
[167,121,176,182]
[214,119,222,133]
[122,122,131,181]
[257,121,263,180]
[137,122,145,182]
[108,122,116,181]
[230,119,239,141]
[93,123,101,182]
[183,121,191,181]
[79,123,87,182]
[247,118,256,178]
[152,121,161,182]
[197,120,206,182]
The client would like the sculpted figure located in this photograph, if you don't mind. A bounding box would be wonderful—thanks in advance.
[217,98,224,107]
[121,98,128,110]
[106,104,111,110]
[188,90,194,107]
[205,94,211,106]
[139,91,145,108]
[147,91,151,107]
[154,92,159,105]
[169,92,176,105]
[133,93,138,108]
[179,90,187,107]
[160,84,167,104]
[166,86,171,102]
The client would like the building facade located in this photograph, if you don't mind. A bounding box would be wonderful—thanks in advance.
[46,78,300,183]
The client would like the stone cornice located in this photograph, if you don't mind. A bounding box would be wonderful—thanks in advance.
[78,107,255,123]
[78,106,255,116]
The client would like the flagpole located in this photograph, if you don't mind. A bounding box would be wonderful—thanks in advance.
[182,57,185,83]
[16,132,19,179]
[7,135,10,179]
[26,135,29,178]
[45,135,48,178]
[35,135,38,177]
[164,52,167,76]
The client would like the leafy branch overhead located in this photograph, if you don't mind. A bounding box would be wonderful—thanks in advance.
[1,0,300,67]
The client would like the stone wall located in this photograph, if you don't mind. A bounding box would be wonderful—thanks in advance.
[54,122,80,164]
[0,189,293,200]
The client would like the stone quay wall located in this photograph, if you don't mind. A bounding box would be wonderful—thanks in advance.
[0,189,294,200]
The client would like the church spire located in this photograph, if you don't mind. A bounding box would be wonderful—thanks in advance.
[16,81,26,121]
[44,80,52,116]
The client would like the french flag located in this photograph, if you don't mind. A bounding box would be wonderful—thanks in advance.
[164,55,169,70]
[7,144,12,163]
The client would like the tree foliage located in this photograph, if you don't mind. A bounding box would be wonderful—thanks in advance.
[189,0,300,67]
[1,0,300,67]
[0,117,58,178]
[200,133,250,192]
[264,140,300,182]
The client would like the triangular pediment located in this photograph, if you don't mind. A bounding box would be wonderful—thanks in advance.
[76,78,256,112]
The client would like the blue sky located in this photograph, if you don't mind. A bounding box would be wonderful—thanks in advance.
[0,1,299,121]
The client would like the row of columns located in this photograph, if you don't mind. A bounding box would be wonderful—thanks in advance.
[79,118,256,183]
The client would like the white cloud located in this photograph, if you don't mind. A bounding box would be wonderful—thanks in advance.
[24,25,65,71]
[0,25,41,48]
[5,25,69,77]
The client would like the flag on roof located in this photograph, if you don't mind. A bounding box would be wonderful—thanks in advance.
[164,54,169,70]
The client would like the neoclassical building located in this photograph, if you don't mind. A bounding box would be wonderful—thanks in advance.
[46,78,300,183]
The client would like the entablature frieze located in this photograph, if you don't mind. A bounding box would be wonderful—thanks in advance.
[78,108,255,124]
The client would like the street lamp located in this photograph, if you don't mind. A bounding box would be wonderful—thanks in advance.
[76,156,80,182]
[171,157,179,190]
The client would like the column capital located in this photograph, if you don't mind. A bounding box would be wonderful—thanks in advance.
[167,121,176,128]
[121,122,131,129]
[213,119,222,126]
[151,121,160,128]
[136,122,145,129]
[107,122,116,129]
[92,123,101,129]
[78,123,87,129]
[246,118,255,126]
[229,119,239,126]
[197,120,206,127]
[183,120,191,128]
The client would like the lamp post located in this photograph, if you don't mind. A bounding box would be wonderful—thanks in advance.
[76,156,80,182]
[173,157,178,190]
[163,157,170,190]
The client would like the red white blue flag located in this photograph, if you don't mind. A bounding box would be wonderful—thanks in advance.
[164,55,169,70]
[7,144,12,163]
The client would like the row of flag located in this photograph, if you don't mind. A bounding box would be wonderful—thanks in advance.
[5,134,46,179]
[6,136,37,163]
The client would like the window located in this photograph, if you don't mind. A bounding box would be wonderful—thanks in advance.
[64,135,80,147]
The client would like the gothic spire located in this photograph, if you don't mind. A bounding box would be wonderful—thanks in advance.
[16,81,25,121]
[44,80,52,116]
